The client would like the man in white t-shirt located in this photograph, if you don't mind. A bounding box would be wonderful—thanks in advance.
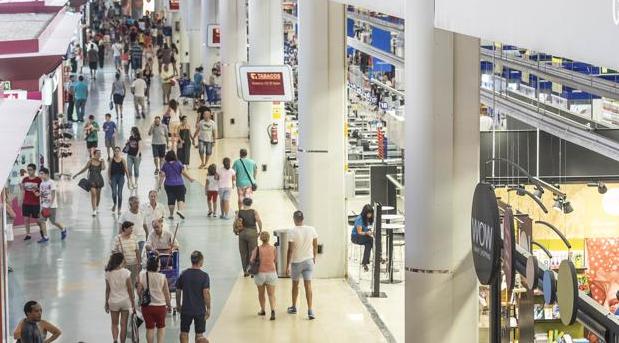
[112,41,123,70]
[38,168,67,241]
[119,196,148,253]
[193,108,217,169]
[285,210,318,320]
[141,190,166,232]
[131,72,148,119]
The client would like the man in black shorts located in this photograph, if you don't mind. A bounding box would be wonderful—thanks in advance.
[20,164,47,243]
[148,116,168,174]
[176,251,211,343]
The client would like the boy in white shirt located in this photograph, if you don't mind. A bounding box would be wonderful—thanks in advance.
[38,167,67,241]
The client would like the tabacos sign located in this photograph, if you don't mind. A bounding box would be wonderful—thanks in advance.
[471,183,501,285]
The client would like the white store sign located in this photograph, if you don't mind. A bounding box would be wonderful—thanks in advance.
[434,0,619,69]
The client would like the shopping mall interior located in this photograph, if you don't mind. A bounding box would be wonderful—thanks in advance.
[0,0,618,342]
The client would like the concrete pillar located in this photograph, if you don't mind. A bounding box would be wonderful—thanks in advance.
[297,0,347,278]
[219,0,248,138]
[247,0,284,190]
[182,0,203,72]
[201,0,219,71]
[404,0,480,341]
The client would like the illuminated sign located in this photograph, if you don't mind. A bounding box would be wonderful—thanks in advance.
[237,65,294,102]
[207,24,220,47]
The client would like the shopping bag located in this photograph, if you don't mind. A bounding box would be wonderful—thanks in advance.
[130,311,140,342]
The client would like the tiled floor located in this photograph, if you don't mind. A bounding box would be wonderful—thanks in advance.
[6,61,390,342]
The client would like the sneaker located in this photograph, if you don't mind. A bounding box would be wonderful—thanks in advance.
[270,311,275,321]
[24,235,32,241]
[207,211,212,217]
[154,169,159,175]
[257,310,266,316]
[111,205,116,212]
[287,306,297,314]
[168,216,174,220]
[61,230,67,240]
[308,309,315,320]
[92,210,97,217]
[176,211,185,220]
[37,237,49,244]
[219,214,224,219]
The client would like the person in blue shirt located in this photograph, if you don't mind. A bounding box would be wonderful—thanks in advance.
[193,67,204,100]
[232,149,257,210]
[102,113,117,161]
[351,204,374,271]
[73,76,89,122]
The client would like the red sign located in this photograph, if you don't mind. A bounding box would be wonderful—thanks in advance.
[169,0,179,10]
[212,27,220,44]
[246,72,285,96]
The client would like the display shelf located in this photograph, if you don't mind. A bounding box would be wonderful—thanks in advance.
[346,10,404,34]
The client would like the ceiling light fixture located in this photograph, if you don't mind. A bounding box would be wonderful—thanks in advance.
[562,200,574,214]
[553,196,563,212]
[533,186,544,199]
[587,181,608,194]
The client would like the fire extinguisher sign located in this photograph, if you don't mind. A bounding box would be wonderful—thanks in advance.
[272,102,283,120]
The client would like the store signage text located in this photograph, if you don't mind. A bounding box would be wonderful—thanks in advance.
[247,72,285,96]
[471,182,501,285]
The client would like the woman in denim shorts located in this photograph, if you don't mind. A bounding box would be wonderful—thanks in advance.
[250,231,277,320]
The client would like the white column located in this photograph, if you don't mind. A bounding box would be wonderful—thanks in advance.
[201,0,219,71]
[404,0,480,340]
[185,0,203,72]
[219,0,248,138]
[297,0,347,278]
[247,0,284,190]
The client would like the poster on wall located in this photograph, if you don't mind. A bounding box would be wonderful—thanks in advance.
[207,24,220,47]
[168,0,179,11]
[236,65,294,102]
[586,238,619,313]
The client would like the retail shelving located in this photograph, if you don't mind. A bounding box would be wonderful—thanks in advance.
[346,36,404,69]
[346,10,404,34]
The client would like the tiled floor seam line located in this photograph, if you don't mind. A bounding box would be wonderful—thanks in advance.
[346,278,398,343]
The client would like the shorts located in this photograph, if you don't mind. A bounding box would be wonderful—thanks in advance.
[164,184,186,205]
[237,186,253,199]
[39,207,57,222]
[207,191,218,202]
[89,61,98,70]
[113,93,125,105]
[108,299,132,312]
[86,140,98,149]
[22,204,40,218]
[152,144,166,158]
[198,140,213,155]
[114,56,121,65]
[141,305,167,329]
[180,313,206,334]
[254,272,278,286]
[291,259,314,281]
[218,188,231,201]
[105,137,115,148]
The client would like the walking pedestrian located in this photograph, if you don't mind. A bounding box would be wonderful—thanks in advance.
[250,231,277,320]
[72,149,106,216]
[124,127,142,190]
[148,116,168,174]
[104,252,135,343]
[232,149,257,209]
[84,114,100,157]
[121,45,130,75]
[111,73,126,118]
[38,168,67,241]
[216,157,235,219]
[129,42,143,77]
[87,41,99,79]
[235,197,262,276]
[158,150,195,220]
[65,75,76,122]
[160,63,174,105]
[112,221,141,287]
[351,204,374,272]
[141,190,166,232]
[285,210,318,320]
[102,113,118,160]
[131,71,147,118]
[205,164,218,217]
[13,301,62,343]
[144,218,179,253]
[113,39,123,71]
[193,108,217,169]
[176,251,211,343]
[20,164,46,242]
[119,196,148,253]
[73,75,89,122]
[176,116,193,166]
[108,147,130,214]
[143,57,153,102]
[98,37,106,68]
[138,256,171,343]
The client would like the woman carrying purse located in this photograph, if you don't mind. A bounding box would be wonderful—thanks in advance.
[137,256,171,343]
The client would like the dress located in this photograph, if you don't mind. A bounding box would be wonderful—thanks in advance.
[88,161,105,189]
[177,127,191,165]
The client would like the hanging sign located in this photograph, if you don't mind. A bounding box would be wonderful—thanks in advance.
[471,183,502,285]
[207,25,220,47]
[237,65,294,102]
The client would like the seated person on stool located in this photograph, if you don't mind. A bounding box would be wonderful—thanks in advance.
[145,218,179,257]
[351,204,374,272]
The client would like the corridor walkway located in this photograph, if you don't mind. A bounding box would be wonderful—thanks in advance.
[6,62,386,342]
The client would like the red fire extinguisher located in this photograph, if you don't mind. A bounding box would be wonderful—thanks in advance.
[267,123,278,145]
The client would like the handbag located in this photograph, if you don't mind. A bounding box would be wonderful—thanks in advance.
[239,159,258,192]
[233,215,244,235]
[78,178,92,192]
[140,271,152,306]
[130,311,140,343]
[122,142,130,154]
[109,99,114,110]
[248,246,260,275]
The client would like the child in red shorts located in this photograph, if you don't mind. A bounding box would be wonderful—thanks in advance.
[205,164,219,217]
